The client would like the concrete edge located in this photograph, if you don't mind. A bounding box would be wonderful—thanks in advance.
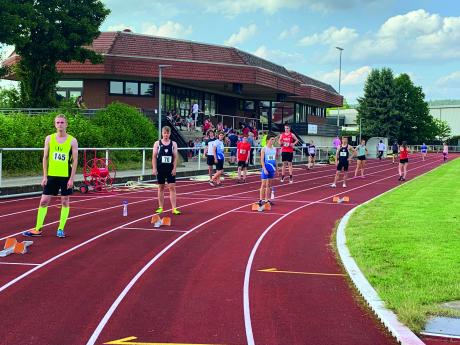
[335,164,444,345]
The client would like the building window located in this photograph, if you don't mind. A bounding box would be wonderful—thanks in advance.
[125,82,138,95]
[109,81,154,97]
[56,80,83,100]
[110,81,123,94]
[140,83,154,96]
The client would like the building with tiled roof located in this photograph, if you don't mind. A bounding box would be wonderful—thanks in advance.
[2,30,343,138]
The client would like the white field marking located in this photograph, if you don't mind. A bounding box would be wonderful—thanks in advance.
[181,195,358,206]
[0,156,433,298]
[123,227,188,233]
[85,157,438,345]
[232,210,286,216]
[243,158,440,345]
[0,157,389,238]
[0,162,370,291]
[0,262,40,266]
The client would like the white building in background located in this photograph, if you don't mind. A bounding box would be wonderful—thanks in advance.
[429,105,460,137]
[329,103,460,137]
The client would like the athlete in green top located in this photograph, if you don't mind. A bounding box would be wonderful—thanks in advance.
[23,114,78,238]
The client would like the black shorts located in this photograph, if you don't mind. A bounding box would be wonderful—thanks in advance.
[400,158,408,164]
[238,161,248,168]
[206,155,215,166]
[281,152,293,162]
[157,169,176,184]
[337,160,349,171]
[309,153,316,158]
[392,150,398,155]
[43,176,73,196]
[357,155,366,161]
[215,159,224,171]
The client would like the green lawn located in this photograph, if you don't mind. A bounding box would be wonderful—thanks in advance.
[346,158,460,332]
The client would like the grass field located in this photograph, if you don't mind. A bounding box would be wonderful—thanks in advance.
[346,158,460,332]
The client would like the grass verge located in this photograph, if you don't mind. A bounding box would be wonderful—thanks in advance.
[346,158,460,332]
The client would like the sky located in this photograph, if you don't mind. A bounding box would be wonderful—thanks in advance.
[1,0,460,103]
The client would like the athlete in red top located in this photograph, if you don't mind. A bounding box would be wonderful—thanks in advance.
[236,135,251,183]
[278,124,298,183]
[398,141,409,181]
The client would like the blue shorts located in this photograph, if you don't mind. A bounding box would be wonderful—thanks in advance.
[421,150,427,153]
[230,148,237,156]
[261,163,276,180]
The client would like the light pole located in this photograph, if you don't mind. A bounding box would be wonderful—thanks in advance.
[336,46,344,136]
[158,64,172,140]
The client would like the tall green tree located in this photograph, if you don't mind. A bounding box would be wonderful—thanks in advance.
[357,68,400,139]
[0,0,110,107]
[433,119,451,142]
[394,73,437,143]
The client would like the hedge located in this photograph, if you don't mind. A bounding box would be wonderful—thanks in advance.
[0,102,157,174]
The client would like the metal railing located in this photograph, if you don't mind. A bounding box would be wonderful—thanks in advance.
[0,146,339,188]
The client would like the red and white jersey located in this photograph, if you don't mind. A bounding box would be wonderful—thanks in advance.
[280,132,294,153]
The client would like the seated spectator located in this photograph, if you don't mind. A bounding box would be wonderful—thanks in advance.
[186,114,194,132]
[217,121,224,132]
[174,113,184,130]
[188,139,194,158]
[203,118,213,135]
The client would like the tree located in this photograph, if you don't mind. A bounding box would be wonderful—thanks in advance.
[394,74,437,143]
[0,0,110,107]
[357,68,400,139]
[434,119,451,142]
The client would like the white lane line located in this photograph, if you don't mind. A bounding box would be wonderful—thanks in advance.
[243,158,440,345]
[123,227,188,233]
[0,262,40,266]
[232,210,285,216]
[86,157,438,345]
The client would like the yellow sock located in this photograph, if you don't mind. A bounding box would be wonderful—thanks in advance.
[58,207,70,230]
[35,206,48,231]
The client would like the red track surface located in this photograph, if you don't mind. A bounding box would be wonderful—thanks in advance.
[0,154,456,345]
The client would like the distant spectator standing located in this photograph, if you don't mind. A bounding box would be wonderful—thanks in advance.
[333,136,341,149]
[228,130,239,165]
[192,102,200,128]
[186,114,194,132]
[248,132,255,165]
[377,140,386,160]
[75,95,86,109]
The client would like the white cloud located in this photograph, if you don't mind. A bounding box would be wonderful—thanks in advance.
[304,10,460,63]
[299,26,358,47]
[253,45,306,69]
[107,23,135,32]
[224,24,257,46]
[436,71,460,88]
[279,25,300,40]
[142,21,192,39]
[203,0,376,15]
[313,66,372,86]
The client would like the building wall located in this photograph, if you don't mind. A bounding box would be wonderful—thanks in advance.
[83,79,158,110]
[429,106,460,136]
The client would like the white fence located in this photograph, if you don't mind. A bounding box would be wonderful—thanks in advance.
[0,146,340,188]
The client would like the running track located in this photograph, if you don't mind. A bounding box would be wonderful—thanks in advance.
[0,154,455,345]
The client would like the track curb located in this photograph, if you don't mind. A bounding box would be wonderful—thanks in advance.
[334,162,447,345]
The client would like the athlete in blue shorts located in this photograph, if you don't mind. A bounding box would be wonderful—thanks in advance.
[420,143,428,161]
[259,133,278,206]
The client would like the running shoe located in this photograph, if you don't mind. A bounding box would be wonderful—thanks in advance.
[155,207,163,214]
[266,200,274,206]
[280,176,285,182]
[242,179,246,183]
[172,208,182,215]
[23,229,42,237]
[258,200,264,207]
[401,177,406,181]
[209,180,215,187]
[56,229,66,238]
[331,184,336,188]
[342,183,347,188]
[289,178,293,184]
[398,176,402,181]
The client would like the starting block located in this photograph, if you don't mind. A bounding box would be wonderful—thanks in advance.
[333,196,350,204]
[151,214,172,228]
[0,237,33,257]
[251,202,272,212]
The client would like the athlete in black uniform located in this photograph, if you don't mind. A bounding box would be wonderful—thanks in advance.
[152,126,181,215]
[331,136,356,188]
